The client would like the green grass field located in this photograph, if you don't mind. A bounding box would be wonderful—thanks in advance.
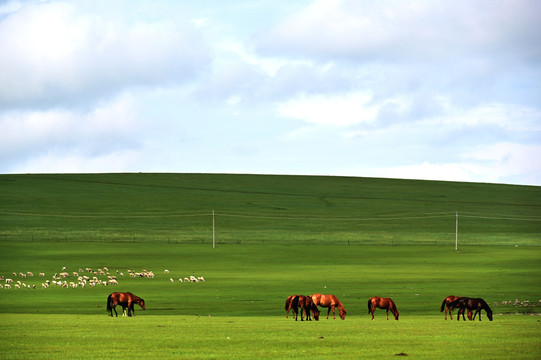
[1,173,540,245]
[0,242,540,359]
[1,314,539,359]
[0,173,540,359]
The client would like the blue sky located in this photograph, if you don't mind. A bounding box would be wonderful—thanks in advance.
[1,0,540,185]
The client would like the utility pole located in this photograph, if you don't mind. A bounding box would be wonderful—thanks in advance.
[455,211,458,251]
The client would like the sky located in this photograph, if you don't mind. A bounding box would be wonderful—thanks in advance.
[1,0,540,186]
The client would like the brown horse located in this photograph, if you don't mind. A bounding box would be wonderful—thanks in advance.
[298,295,320,321]
[285,295,299,319]
[368,296,399,320]
[107,292,146,317]
[311,293,347,320]
[440,295,472,320]
[448,297,493,321]
[285,295,319,321]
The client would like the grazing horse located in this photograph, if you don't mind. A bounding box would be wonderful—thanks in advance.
[311,294,347,320]
[107,292,146,317]
[449,297,493,321]
[440,295,472,320]
[298,295,320,321]
[285,295,319,321]
[368,297,399,320]
[285,295,300,319]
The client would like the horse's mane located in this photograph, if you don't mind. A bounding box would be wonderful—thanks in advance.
[332,295,344,308]
[390,299,398,313]
[479,298,492,312]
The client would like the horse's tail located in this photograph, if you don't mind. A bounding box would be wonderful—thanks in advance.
[368,298,372,314]
[291,295,300,309]
[285,297,291,311]
[440,298,447,312]
[106,294,113,312]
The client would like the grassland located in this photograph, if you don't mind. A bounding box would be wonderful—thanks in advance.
[0,242,540,359]
[0,173,540,359]
[1,173,540,245]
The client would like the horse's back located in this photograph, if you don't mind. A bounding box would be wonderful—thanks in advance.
[312,294,339,307]
[371,296,394,308]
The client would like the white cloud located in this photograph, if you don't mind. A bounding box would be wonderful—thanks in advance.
[9,149,143,174]
[430,103,541,130]
[0,1,209,107]
[278,92,377,126]
[358,142,541,185]
[464,142,541,181]
[0,94,145,167]
[257,0,541,63]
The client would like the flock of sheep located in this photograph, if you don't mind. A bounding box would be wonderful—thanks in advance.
[0,267,205,289]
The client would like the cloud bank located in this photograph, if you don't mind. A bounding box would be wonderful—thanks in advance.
[0,0,540,185]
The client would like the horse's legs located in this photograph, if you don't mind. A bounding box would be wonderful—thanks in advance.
[326,307,331,319]
[458,307,466,321]
[370,305,375,320]
[112,305,118,317]
[386,309,389,320]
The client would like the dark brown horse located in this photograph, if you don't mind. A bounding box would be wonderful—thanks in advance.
[285,295,319,321]
[368,296,399,320]
[285,295,299,319]
[311,294,347,320]
[107,292,146,317]
[298,295,320,321]
[440,295,472,320]
[448,297,493,321]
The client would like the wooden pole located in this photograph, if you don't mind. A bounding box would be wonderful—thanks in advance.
[455,211,458,251]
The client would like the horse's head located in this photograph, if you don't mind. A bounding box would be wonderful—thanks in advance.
[487,311,493,321]
[394,310,400,320]
[138,299,146,310]
[339,308,347,320]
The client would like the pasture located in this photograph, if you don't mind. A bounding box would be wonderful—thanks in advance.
[0,242,540,359]
[1,173,540,245]
[0,173,540,358]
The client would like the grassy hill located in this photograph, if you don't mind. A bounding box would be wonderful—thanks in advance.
[1,173,540,245]
[1,173,540,359]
